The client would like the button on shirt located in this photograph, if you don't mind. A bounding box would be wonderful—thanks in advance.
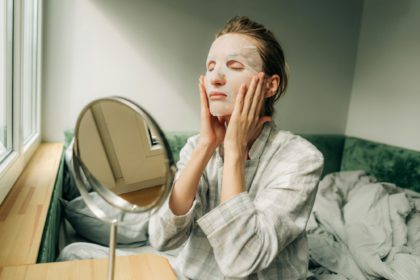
[149,122,324,279]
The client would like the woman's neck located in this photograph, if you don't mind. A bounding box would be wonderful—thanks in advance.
[220,116,265,160]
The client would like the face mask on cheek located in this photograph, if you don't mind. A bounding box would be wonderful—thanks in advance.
[205,54,261,116]
[204,34,263,117]
[205,66,236,117]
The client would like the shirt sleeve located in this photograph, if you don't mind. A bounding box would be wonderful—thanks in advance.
[197,151,324,278]
[148,135,206,251]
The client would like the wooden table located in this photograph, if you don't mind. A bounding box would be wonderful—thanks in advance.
[0,254,176,280]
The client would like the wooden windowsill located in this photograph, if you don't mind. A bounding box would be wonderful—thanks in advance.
[0,142,177,279]
[0,143,63,267]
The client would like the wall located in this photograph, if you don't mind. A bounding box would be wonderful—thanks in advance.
[346,0,420,151]
[42,0,363,141]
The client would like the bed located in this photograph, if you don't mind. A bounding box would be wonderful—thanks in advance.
[37,131,420,279]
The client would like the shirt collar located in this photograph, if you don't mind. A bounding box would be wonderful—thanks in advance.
[217,121,274,162]
[248,121,273,161]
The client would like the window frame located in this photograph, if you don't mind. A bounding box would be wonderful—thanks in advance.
[0,0,43,204]
[0,0,14,162]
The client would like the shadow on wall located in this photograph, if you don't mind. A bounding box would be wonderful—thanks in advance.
[89,0,365,134]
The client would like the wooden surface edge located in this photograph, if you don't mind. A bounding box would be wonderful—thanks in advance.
[0,142,64,266]
[0,254,177,280]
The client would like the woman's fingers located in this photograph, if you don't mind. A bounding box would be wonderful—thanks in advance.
[257,73,267,115]
[199,75,210,116]
[249,73,265,120]
[232,84,246,117]
[241,75,258,116]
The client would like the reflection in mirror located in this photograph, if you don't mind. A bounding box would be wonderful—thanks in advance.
[75,98,171,209]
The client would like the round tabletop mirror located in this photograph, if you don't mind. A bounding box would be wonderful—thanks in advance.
[71,96,175,280]
[73,96,175,212]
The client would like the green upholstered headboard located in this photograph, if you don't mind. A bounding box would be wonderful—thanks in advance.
[164,133,346,179]
[341,137,420,192]
[300,134,345,178]
[37,154,65,263]
[62,129,420,191]
[164,131,197,163]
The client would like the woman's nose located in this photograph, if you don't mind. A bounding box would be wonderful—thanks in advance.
[209,69,226,86]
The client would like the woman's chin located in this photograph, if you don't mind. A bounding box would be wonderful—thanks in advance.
[209,102,233,117]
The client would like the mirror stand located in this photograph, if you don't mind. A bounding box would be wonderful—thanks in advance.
[108,213,125,280]
[72,155,121,280]
[108,219,117,280]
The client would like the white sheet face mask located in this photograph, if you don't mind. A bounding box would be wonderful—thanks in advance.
[205,34,263,116]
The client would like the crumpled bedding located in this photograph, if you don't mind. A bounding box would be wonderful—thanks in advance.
[57,170,420,280]
[307,171,420,280]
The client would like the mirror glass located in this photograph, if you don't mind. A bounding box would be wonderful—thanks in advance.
[73,97,174,213]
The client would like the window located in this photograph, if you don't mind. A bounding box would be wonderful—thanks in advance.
[0,0,13,163]
[22,0,40,144]
[0,0,42,204]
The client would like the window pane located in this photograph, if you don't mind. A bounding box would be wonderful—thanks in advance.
[22,0,38,144]
[0,0,13,162]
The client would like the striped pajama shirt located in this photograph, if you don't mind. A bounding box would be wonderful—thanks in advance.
[149,122,324,279]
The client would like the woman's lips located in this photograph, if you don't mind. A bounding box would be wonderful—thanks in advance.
[209,92,227,101]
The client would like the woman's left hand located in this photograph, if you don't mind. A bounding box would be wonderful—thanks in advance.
[224,72,272,160]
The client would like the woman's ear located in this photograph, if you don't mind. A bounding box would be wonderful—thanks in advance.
[265,74,280,98]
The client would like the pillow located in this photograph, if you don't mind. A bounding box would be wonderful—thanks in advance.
[62,139,84,201]
[61,192,149,247]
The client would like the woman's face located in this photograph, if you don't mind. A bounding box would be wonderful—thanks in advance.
[205,33,263,116]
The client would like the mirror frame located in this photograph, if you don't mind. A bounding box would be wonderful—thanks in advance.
[72,96,176,216]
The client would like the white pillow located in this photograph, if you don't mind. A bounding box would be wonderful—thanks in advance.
[61,192,149,247]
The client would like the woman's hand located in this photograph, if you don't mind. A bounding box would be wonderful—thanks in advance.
[198,75,226,150]
[223,72,272,160]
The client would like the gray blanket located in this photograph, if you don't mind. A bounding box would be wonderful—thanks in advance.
[307,171,420,280]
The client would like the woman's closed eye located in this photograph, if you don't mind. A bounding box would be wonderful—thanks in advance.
[206,60,245,72]
[207,61,215,72]
[227,60,245,70]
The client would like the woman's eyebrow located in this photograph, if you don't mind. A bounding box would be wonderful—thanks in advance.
[226,53,242,60]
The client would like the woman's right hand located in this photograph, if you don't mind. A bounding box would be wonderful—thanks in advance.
[198,75,226,150]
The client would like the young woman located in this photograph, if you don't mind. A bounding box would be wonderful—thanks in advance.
[149,16,324,280]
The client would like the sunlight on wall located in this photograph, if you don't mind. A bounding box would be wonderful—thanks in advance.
[42,0,197,141]
[42,0,363,141]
